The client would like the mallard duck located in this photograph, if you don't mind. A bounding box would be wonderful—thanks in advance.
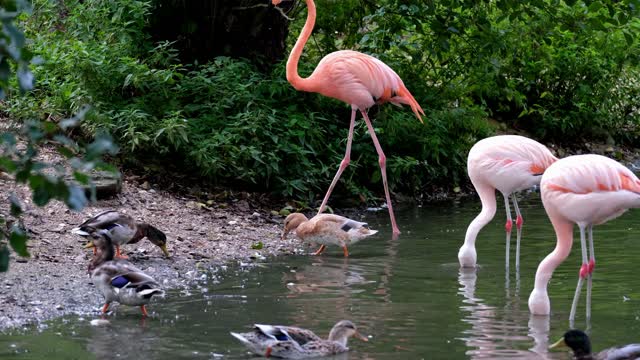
[282,213,377,257]
[231,320,368,358]
[86,230,164,316]
[550,329,640,360]
[72,210,169,258]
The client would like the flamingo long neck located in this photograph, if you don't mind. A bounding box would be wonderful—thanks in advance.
[532,215,574,291]
[285,0,316,92]
[463,184,497,248]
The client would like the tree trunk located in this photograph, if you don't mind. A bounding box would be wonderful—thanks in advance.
[149,0,294,69]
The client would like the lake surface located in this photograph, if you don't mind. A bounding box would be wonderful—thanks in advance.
[2,196,640,359]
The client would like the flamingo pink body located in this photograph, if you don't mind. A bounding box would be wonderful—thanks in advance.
[274,0,424,235]
[458,135,557,268]
[528,154,640,319]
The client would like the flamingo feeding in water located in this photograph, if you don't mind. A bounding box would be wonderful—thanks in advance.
[458,135,557,269]
[528,154,640,322]
[272,0,425,236]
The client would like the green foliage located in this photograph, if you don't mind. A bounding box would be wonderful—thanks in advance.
[0,0,34,98]
[10,0,640,211]
[0,113,119,271]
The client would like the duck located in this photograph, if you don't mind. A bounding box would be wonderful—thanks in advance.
[230,320,368,358]
[72,210,169,258]
[550,329,640,360]
[86,229,165,316]
[282,213,377,257]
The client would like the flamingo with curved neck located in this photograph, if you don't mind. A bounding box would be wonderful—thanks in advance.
[273,0,425,237]
[528,154,640,323]
[458,135,557,269]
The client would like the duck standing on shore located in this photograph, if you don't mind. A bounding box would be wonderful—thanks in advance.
[86,230,164,316]
[231,320,368,358]
[282,213,378,257]
[72,210,169,258]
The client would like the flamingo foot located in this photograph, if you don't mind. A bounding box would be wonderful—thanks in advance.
[101,303,110,314]
[265,346,272,358]
[579,263,589,279]
[342,246,349,257]
[588,259,596,274]
[140,305,148,317]
[313,245,326,256]
[516,215,523,230]
[505,220,513,233]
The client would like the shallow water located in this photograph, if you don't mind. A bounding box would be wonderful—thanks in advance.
[2,196,640,359]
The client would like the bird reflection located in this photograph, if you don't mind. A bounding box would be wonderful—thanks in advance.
[457,267,540,359]
[85,316,156,360]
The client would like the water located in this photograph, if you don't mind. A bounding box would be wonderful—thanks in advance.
[2,196,640,359]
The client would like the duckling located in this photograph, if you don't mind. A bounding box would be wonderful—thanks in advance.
[550,329,640,360]
[72,210,169,258]
[231,320,368,358]
[86,230,164,316]
[282,213,377,257]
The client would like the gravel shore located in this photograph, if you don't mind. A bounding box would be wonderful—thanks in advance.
[0,174,301,331]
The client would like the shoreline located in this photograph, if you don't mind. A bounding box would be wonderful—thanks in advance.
[0,175,305,331]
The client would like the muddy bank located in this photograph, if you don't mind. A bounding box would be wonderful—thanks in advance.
[0,173,313,331]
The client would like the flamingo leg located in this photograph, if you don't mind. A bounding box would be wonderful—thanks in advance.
[570,224,589,322]
[586,224,595,321]
[504,194,512,271]
[318,109,357,215]
[313,245,326,256]
[360,110,400,235]
[512,195,522,270]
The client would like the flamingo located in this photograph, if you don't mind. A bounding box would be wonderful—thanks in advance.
[458,135,557,269]
[528,154,640,322]
[272,0,425,236]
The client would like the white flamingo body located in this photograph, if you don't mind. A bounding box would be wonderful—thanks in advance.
[528,154,640,321]
[458,135,557,268]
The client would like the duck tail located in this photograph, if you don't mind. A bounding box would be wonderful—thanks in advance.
[139,288,164,299]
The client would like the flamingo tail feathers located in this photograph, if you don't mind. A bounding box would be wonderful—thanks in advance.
[391,85,425,123]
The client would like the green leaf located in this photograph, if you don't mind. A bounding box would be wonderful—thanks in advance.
[0,245,9,272]
[9,226,29,257]
[9,195,22,216]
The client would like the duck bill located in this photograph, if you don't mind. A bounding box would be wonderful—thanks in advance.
[549,338,567,350]
[160,244,170,257]
[355,332,369,342]
[84,242,95,249]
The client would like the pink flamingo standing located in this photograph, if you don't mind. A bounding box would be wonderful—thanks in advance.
[458,135,557,269]
[272,0,424,239]
[528,154,640,322]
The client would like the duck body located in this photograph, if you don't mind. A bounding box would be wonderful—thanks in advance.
[282,213,377,257]
[73,210,169,257]
[87,230,164,316]
[231,320,367,359]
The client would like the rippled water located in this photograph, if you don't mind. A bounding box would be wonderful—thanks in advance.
[2,196,640,359]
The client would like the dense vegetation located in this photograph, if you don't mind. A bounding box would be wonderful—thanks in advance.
[3,0,640,206]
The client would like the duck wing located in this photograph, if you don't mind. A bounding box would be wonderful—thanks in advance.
[72,210,123,235]
[275,326,322,345]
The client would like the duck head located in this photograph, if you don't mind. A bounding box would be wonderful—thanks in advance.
[140,224,170,257]
[85,229,115,272]
[327,320,368,347]
[281,213,309,240]
[550,329,592,358]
